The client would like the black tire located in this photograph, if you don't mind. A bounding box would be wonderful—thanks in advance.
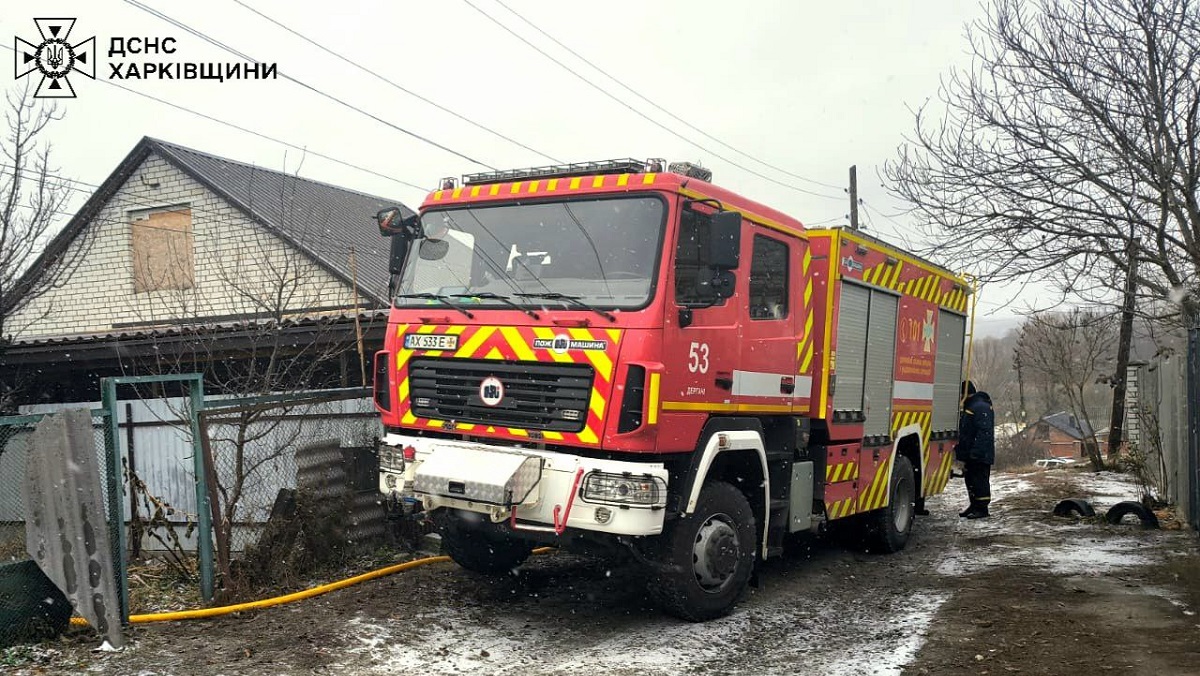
[1104,501,1160,529]
[866,455,916,553]
[648,481,757,622]
[1052,498,1096,518]
[441,526,534,574]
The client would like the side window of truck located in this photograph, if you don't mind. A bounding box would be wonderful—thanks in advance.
[749,234,789,320]
[674,208,716,305]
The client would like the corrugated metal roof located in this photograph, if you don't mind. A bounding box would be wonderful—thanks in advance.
[9,310,389,347]
[3,136,413,321]
[151,138,413,304]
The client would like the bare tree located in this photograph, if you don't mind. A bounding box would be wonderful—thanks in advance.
[0,84,88,410]
[128,167,379,585]
[1015,310,1117,470]
[886,0,1200,325]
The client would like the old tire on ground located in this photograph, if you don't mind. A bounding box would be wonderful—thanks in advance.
[648,480,756,622]
[1104,501,1159,529]
[1052,498,1096,518]
[441,524,534,574]
[866,455,917,553]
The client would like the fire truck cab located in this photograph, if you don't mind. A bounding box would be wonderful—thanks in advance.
[373,159,970,621]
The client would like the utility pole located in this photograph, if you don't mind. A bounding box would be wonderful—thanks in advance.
[1014,351,1027,424]
[848,165,860,230]
[1107,237,1139,462]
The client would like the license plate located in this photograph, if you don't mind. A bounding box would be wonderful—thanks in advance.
[404,333,459,351]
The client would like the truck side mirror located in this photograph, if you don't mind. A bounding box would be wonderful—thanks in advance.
[710,210,741,270]
[377,206,419,238]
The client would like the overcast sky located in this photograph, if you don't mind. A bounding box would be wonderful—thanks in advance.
[3,0,1029,336]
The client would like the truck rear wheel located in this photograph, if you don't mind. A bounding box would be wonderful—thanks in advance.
[441,523,534,574]
[867,455,916,553]
[648,481,756,622]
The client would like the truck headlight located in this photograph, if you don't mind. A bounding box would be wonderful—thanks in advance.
[580,472,666,507]
[380,447,405,471]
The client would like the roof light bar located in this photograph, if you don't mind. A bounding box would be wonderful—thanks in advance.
[668,161,712,182]
[463,159,650,186]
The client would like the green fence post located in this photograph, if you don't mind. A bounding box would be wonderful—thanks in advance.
[100,379,130,624]
[189,376,214,602]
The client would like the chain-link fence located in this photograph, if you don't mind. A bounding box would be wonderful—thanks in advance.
[0,411,119,646]
[198,388,387,594]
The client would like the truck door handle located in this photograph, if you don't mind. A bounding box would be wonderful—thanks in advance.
[715,371,733,391]
[780,376,795,394]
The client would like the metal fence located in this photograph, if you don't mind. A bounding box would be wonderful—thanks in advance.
[1129,327,1199,530]
[198,389,385,592]
[2,382,389,630]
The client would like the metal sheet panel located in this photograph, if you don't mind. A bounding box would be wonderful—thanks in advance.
[864,291,898,437]
[933,311,966,432]
[833,282,870,411]
[23,410,124,647]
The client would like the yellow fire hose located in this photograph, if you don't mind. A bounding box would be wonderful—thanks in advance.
[71,547,553,627]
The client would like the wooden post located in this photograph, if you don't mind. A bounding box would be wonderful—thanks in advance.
[849,165,859,230]
[348,247,368,386]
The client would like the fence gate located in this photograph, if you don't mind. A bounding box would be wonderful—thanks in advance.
[99,372,214,609]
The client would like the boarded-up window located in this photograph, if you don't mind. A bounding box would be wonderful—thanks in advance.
[131,207,194,292]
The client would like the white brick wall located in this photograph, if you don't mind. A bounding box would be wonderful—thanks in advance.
[9,154,358,339]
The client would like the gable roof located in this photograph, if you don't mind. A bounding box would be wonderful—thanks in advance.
[1038,411,1094,439]
[8,136,414,314]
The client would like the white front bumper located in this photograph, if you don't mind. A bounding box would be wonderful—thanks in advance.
[379,433,667,537]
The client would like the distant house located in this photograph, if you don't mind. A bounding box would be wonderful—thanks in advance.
[1023,411,1108,458]
[0,137,412,405]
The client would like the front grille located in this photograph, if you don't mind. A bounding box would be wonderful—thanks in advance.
[408,358,595,432]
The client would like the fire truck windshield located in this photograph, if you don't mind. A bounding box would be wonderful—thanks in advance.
[396,196,665,311]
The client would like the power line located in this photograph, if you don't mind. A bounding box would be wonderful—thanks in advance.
[859,200,915,249]
[462,0,844,201]
[491,0,843,192]
[3,165,390,259]
[124,0,497,170]
[0,42,430,195]
[230,0,561,165]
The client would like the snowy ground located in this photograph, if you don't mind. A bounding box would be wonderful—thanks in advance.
[11,467,1200,675]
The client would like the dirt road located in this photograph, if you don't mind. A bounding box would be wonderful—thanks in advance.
[8,469,1200,675]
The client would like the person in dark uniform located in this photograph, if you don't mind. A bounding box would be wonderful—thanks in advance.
[954,380,995,519]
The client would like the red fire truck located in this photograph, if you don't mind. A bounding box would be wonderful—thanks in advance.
[372,159,971,621]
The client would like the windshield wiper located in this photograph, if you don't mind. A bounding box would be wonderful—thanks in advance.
[394,293,475,319]
[515,292,616,322]
[451,292,540,319]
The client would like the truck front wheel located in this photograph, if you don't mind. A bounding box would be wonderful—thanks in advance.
[440,521,534,574]
[648,481,756,622]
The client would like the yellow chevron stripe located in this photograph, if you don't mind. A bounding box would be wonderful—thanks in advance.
[800,341,814,374]
[570,328,614,377]
[455,326,495,358]
[501,327,537,361]
[589,390,606,420]
[547,178,559,191]
[569,177,582,190]
[887,261,904,289]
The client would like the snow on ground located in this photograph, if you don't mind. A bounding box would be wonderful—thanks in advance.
[935,468,1156,576]
[1068,470,1146,508]
[335,590,950,676]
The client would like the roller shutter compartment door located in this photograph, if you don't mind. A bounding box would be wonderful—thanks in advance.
[933,310,966,433]
[833,282,870,412]
[863,290,898,437]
